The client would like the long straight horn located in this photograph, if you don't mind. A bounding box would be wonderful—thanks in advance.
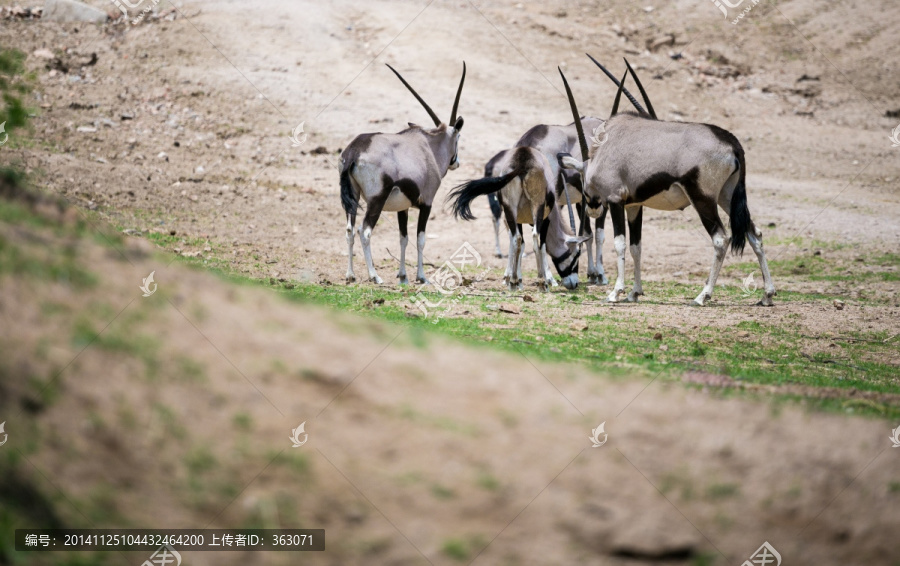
[586,53,646,115]
[557,67,588,162]
[623,58,657,119]
[610,70,628,117]
[449,61,466,125]
[558,67,586,236]
[385,64,441,127]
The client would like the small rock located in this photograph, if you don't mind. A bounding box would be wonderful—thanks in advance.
[737,331,750,338]
[523,294,535,302]
[76,126,97,133]
[33,48,55,59]
[499,304,520,314]
[310,146,328,155]
[653,332,663,341]
[659,344,669,351]
[570,322,588,332]
[833,300,845,310]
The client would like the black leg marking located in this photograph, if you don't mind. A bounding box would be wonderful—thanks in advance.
[417,204,432,235]
[627,206,643,246]
[577,202,593,236]
[609,202,626,238]
[397,210,408,239]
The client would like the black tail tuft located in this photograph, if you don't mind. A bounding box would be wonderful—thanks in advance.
[340,162,360,216]
[729,157,750,255]
[447,170,519,221]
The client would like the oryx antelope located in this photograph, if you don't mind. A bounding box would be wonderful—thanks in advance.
[558,60,776,306]
[450,145,589,290]
[341,62,466,285]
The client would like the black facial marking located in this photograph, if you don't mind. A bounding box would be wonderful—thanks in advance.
[552,248,581,278]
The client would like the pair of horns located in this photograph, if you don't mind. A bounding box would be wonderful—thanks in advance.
[559,56,658,162]
[386,62,467,128]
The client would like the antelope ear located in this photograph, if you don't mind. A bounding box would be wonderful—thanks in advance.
[558,153,584,172]
[566,235,591,246]
[408,122,419,128]
[454,116,464,131]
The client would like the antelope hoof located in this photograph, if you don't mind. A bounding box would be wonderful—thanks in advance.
[757,292,776,307]
[507,280,519,292]
[626,291,643,303]
[398,275,410,286]
[416,276,430,285]
[495,249,504,258]
[607,288,626,303]
[693,293,710,306]
[369,275,384,285]
[346,273,357,283]
[600,274,609,285]
[587,272,600,285]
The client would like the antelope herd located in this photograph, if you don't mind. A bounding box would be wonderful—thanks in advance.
[339,55,776,306]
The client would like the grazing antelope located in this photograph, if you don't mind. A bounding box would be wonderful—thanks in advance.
[341,62,466,285]
[558,61,776,306]
[450,145,589,290]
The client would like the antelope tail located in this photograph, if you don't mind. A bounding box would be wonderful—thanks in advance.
[729,149,750,255]
[340,161,359,215]
[448,170,520,221]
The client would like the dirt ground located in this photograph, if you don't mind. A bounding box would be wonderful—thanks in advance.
[1,0,900,564]
[1,199,898,566]
[4,0,900,336]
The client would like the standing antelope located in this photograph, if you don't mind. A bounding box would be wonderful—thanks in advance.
[341,63,467,285]
[558,61,776,306]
